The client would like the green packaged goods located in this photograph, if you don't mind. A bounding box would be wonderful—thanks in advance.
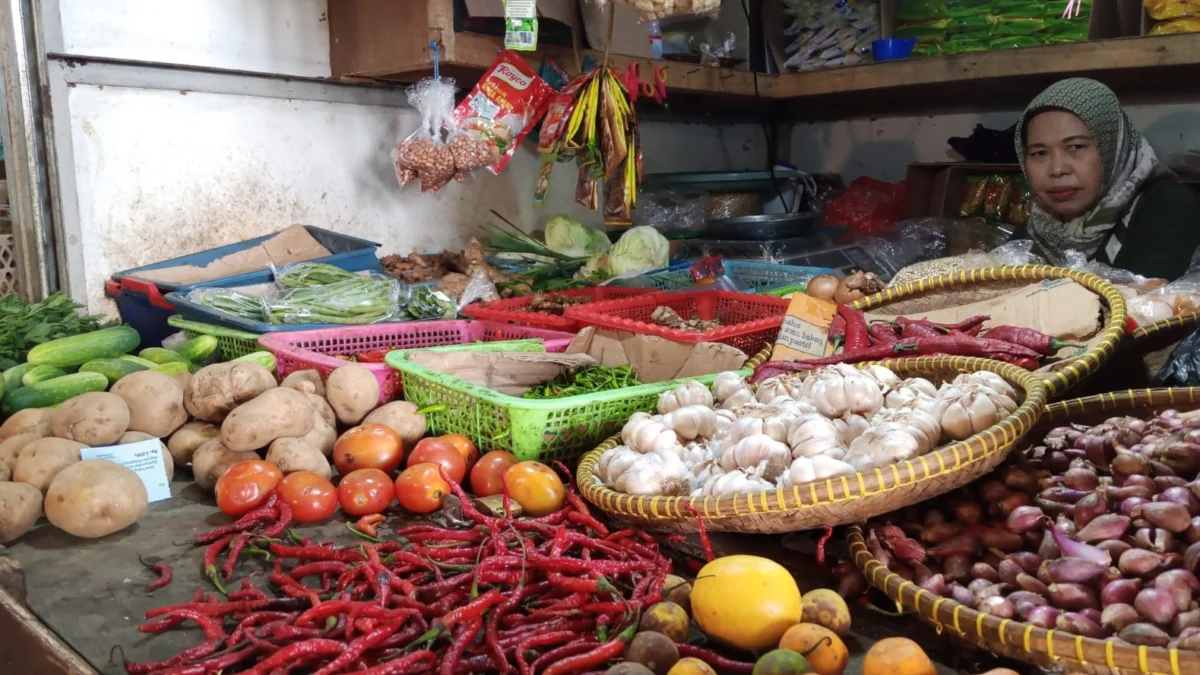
[3,372,108,412]
[897,0,950,22]
[22,365,68,386]
[990,18,1046,36]
[990,0,1047,19]
[185,287,265,322]
[79,358,149,384]
[945,0,993,17]
[25,325,140,368]
[990,35,1044,49]
[942,38,992,54]
[172,335,218,363]
[139,347,189,365]
[266,274,400,325]
[947,15,993,32]
[407,287,457,320]
[274,262,358,289]
[1044,17,1089,42]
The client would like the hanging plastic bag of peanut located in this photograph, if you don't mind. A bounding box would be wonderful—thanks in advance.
[594,0,721,21]
[392,74,458,193]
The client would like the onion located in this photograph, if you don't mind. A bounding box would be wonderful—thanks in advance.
[805,274,839,301]
[832,270,883,305]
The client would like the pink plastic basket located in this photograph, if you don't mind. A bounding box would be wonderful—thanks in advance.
[564,290,790,355]
[258,321,576,403]
[462,286,654,331]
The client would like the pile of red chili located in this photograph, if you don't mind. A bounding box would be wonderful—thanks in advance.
[121,473,673,675]
[754,307,1084,381]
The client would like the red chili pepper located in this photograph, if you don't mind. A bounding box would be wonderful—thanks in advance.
[221,533,250,580]
[312,619,403,675]
[141,645,258,675]
[138,556,172,592]
[827,313,846,350]
[361,649,438,674]
[357,349,389,363]
[900,334,1041,359]
[815,525,834,566]
[936,314,990,332]
[193,493,279,544]
[203,535,233,594]
[269,543,365,562]
[837,305,870,353]
[751,342,920,380]
[532,639,601,674]
[868,321,899,346]
[441,619,481,675]
[897,318,942,339]
[676,643,755,674]
[260,498,293,539]
[353,513,387,539]
[683,505,714,563]
[241,638,347,675]
[541,638,626,675]
[982,325,1083,355]
[994,353,1041,370]
[516,631,578,675]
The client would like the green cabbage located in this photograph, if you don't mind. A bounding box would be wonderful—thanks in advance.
[601,226,670,278]
[545,215,610,257]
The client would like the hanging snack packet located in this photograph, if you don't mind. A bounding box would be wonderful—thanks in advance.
[393,74,457,192]
[961,175,988,216]
[450,50,554,175]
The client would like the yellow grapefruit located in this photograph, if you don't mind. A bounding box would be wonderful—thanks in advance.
[691,555,802,652]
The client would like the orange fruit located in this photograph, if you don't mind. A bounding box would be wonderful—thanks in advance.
[779,624,849,675]
[861,638,936,675]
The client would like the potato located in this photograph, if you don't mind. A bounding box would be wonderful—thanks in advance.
[304,392,337,429]
[185,362,276,422]
[296,407,337,456]
[191,438,259,491]
[364,402,427,447]
[13,438,87,493]
[111,370,188,438]
[221,388,314,452]
[119,431,174,481]
[167,421,220,468]
[45,459,147,538]
[174,371,192,391]
[0,463,8,482]
[0,482,42,543]
[326,364,379,426]
[0,408,52,442]
[50,392,129,446]
[282,370,325,397]
[0,432,41,473]
[265,438,332,479]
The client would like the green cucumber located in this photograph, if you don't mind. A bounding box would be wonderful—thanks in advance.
[119,355,160,369]
[26,325,141,367]
[139,347,189,365]
[151,362,190,376]
[3,372,108,412]
[22,365,68,386]
[173,335,219,363]
[79,358,149,384]
[233,351,276,372]
[2,363,36,394]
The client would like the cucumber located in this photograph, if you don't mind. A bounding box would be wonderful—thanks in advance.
[79,358,148,384]
[2,363,36,394]
[173,335,219,363]
[26,325,141,367]
[139,347,189,365]
[119,355,160,369]
[22,365,68,386]
[151,362,190,376]
[3,372,108,412]
[233,351,276,372]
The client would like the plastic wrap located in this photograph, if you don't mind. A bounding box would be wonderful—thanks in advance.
[392,75,458,193]
[1145,0,1200,21]
[264,274,401,325]
[1126,274,1200,328]
[857,218,950,273]
[822,176,909,234]
[604,0,721,21]
[1154,323,1200,386]
[185,288,266,322]
[273,262,358,289]
[633,189,707,233]
[986,240,1047,266]
[781,0,879,71]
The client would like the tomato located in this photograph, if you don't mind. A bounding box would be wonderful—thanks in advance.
[276,471,338,523]
[215,460,284,517]
[394,463,451,514]
[337,468,395,516]
[333,424,404,475]
[440,434,480,471]
[470,450,519,497]
[407,438,467,484]
[503,461,566,517]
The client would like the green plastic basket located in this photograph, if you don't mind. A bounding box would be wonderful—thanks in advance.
[386,342,755,462]
[167,314,263,360]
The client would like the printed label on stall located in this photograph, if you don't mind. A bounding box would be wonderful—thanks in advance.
[504,0,538,51]
[82,438,172,502]
[771,294,837,361]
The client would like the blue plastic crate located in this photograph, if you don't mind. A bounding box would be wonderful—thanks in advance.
[641,261,839,292]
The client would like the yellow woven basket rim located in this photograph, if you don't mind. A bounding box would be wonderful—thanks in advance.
[850,265,1127,399]
[849,387,1200,675]
[578,356,1048,531]
[1127,310,1200,344]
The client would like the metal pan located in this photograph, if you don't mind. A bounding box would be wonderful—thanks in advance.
[706,212,821,241]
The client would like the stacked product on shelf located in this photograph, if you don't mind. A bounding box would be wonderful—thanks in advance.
[896,0,1092,57]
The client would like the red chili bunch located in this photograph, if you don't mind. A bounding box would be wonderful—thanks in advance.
[193,492,295,594]
[122,471,672,675]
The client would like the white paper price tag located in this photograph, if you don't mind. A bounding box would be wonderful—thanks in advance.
[81,438,172,502]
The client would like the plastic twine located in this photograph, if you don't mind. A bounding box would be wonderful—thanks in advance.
[430,41,440,80]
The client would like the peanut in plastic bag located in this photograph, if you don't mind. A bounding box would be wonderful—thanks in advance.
[1145,0,1200,21]
[393,75,458,191]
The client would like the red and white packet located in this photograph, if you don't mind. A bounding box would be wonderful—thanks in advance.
[450,50,554,175]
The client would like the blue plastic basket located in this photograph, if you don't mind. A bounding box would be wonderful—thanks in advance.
[641,261,839,292]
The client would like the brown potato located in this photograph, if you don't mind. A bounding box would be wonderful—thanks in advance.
[0,482,43,543]
[0,432,41,473]
[303,392,337,429]
[281,370,325,397]
[111,370,188,438]
[363,401,427,447]
[325,364,379,426]
[13,438,87,493]
[265,438,332,479]
[0,408,52,442]
[185,362,276,422]
[174,371,192,391]
[167,421,220,468]
[45,459,147,538]
[220,388,314,452]
[296,407,337,457]
[50,392,130,446]
[191,438,259,491]
[118,431,174,481]
[0,462,8,482]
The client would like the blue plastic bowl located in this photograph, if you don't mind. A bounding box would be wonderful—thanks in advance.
[873,37,916,61]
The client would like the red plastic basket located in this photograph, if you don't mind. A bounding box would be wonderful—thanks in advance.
[564,290,790,354]
[461,286,655,331]
[258,320,575,403]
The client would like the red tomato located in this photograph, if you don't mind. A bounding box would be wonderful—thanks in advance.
[276,471,338,523]
[337,468,395,516]
[394,463,451,514]
[407,438,467,484]
[440,434,480,471]
[215,461,284,517]
[504,461,566,517]
[333,424,404,475]
[470,450,519,497]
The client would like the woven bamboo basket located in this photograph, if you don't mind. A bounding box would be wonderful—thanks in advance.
[848,388,1200,675]
[578,356,1048,533]
[853,265,1128,399]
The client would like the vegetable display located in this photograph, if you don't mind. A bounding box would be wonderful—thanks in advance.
[593,365,1018,498]
[0,292,111,367]
[524,365,642,399]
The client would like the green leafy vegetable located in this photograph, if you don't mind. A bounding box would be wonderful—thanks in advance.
[545,215,611,257]
[522,365,641,399]
[0,292,112,364]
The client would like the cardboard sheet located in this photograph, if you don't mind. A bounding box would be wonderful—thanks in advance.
[131,225,332,286]
[566,327,748,382]
[407,351,598,396]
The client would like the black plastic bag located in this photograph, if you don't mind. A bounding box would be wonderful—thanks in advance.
[1154,324,1200,386]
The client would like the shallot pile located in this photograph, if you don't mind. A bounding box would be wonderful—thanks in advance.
[592,365,1019,497]
[865,408,1200,650]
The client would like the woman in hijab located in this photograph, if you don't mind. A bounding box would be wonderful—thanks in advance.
[1015,78,1200,279]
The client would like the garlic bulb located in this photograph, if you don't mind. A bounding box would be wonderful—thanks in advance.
[786,413,844,459]
[884,378,939,415]
[723,404,801,445]
[681,441,710,467]
[662,405,718,441]
[658,381,714,414]
[860,364,901,393]
[872,407,941,451]
[800,364,883,418]
[621,412,652,445]
[719,387,754,411]
[780,454,857,487]
[932,383,1015,441]
[833,413,872,445]
[952,371,1018,401]
[713,409,738,433]
[755,375,804,404]
[769,398,818,416]
[846,422,925,472]
[704,466,775,496]
[718,434,790,480]
[595,446,640,486]
[712,371,750,404]
[623,416,683,455]
[614,449,691,496]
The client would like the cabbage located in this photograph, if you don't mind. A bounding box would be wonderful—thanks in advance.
[604,226,669,278]
[545,215,610,257]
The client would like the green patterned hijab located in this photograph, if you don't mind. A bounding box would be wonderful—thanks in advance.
[1015,78,1167,265]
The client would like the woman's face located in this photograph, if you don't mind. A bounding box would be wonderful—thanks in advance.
[1024,110,1104,220]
